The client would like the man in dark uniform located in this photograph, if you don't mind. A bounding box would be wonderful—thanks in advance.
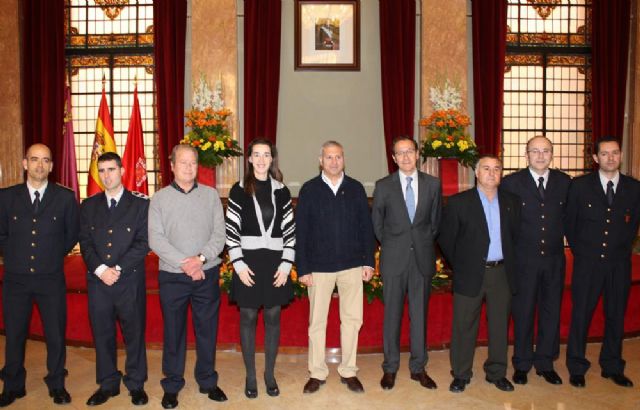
[565,136,640,388]
[501,136,571,386]
[0,143,79,406]
[79,152,149,406]
[438,155,520,393]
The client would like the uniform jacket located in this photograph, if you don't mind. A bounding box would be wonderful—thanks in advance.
[372,170,442,277]
[565,172,640,261]
[438,187,521,297]
[0,182,79,276]
[79,189,149,282]
[500,168,571,258]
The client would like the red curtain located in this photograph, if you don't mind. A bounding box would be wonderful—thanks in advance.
[591,0,631,143]
[21,0,66,182]
[471,0,507,156]
[153,0,187,187]
[379,0,415,173]
[244,0,282,151]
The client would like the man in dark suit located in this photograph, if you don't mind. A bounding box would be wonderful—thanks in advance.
[372,137,442,391]
[438,155,520,393]
[565,136,640,388]
[79,152,149,406]
[501,136,571,386]
[0,143,79,406]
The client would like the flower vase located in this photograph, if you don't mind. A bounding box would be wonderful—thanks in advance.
[197,164,216,187]
[439,158,459,196]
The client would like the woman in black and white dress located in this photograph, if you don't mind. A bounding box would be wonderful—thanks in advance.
[225,138,295,398]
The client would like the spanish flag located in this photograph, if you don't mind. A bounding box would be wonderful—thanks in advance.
[87,84,117,197]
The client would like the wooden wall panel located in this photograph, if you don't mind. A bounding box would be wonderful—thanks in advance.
[0,0,24,187]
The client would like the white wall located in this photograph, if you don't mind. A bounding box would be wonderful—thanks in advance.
[277,0,387,196]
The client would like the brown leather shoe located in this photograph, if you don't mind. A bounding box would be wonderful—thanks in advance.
[410,371,437,389]
[380,372,396,390]
[303,378,325,394]
[340,376,364,393]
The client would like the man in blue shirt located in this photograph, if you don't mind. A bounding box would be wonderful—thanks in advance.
[438,155,520,393]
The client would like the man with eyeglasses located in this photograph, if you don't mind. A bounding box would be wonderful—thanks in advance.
[500,136,571,386]
[565,136,640,388]
[372,136,442,391]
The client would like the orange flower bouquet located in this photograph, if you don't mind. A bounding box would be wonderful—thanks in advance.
[419,80,479,168]
[181,75,242,167]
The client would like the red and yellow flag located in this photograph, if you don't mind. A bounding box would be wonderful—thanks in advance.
[122,84,148,195]
[87,85,117,197]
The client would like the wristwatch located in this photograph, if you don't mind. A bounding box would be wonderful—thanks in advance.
[198,253,207,264]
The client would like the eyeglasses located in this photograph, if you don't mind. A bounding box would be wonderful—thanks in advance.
[394,149,416,157]
[527,149,552,156]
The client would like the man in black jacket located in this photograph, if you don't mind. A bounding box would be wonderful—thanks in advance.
[0,143,79,406]
[501,136,571,386]
[79,152,149,406]
[438,155,520,393]
[296,141,376,395]
[565,136,640,388]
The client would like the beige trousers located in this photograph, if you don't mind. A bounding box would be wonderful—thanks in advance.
[307,267,363,380]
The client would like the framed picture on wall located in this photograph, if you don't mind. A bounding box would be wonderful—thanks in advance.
[295,0,360,71]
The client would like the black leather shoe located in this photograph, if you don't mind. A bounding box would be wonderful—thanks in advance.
[86,388,119,406]
[449,378,469,393]
[340,376,364,393]
[265,380,280,397]
[536,370,563,385]
[49,388,71,405]
[0,389,26,407]
[410,371,437,389]
[512,370,528,385]
[601,372,634,387]
[486,377,514,392]
[303,378,325,394]
[245,379,258,399]
[161,392,178,409]
[200,386,227,402]
[130,389,148,406]
[380,372,396,390]
[569,374,585,388]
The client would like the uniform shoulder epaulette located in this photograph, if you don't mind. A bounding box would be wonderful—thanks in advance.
[55,182,75,192]
[132,191,150,200]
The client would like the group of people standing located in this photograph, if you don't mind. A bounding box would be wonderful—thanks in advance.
[0,134,637,408]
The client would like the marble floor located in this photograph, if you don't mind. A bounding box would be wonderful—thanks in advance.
[2,336,640,409]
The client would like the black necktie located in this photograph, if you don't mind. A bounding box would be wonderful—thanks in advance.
[606,181,615,206]
[537,176,545,201]
[109,198,117,212]
[33,191,40,213]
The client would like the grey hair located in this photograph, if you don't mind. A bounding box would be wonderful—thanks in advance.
[170,144,198,164]
[320,140,344,156]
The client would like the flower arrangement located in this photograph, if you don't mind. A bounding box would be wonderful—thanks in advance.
[219,247,451,304]
[181,75,243,167]
[419,80,479,168]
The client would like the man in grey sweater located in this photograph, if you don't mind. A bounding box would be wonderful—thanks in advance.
[148,145,227,409]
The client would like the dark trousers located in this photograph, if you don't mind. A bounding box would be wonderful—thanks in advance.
[159,267,220,394]
[88,275,147,391]
[451,265,511,381]
[567,258,631,376]
[512,253,565,372]
[382,256,431,374]
[1,275,67,391]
